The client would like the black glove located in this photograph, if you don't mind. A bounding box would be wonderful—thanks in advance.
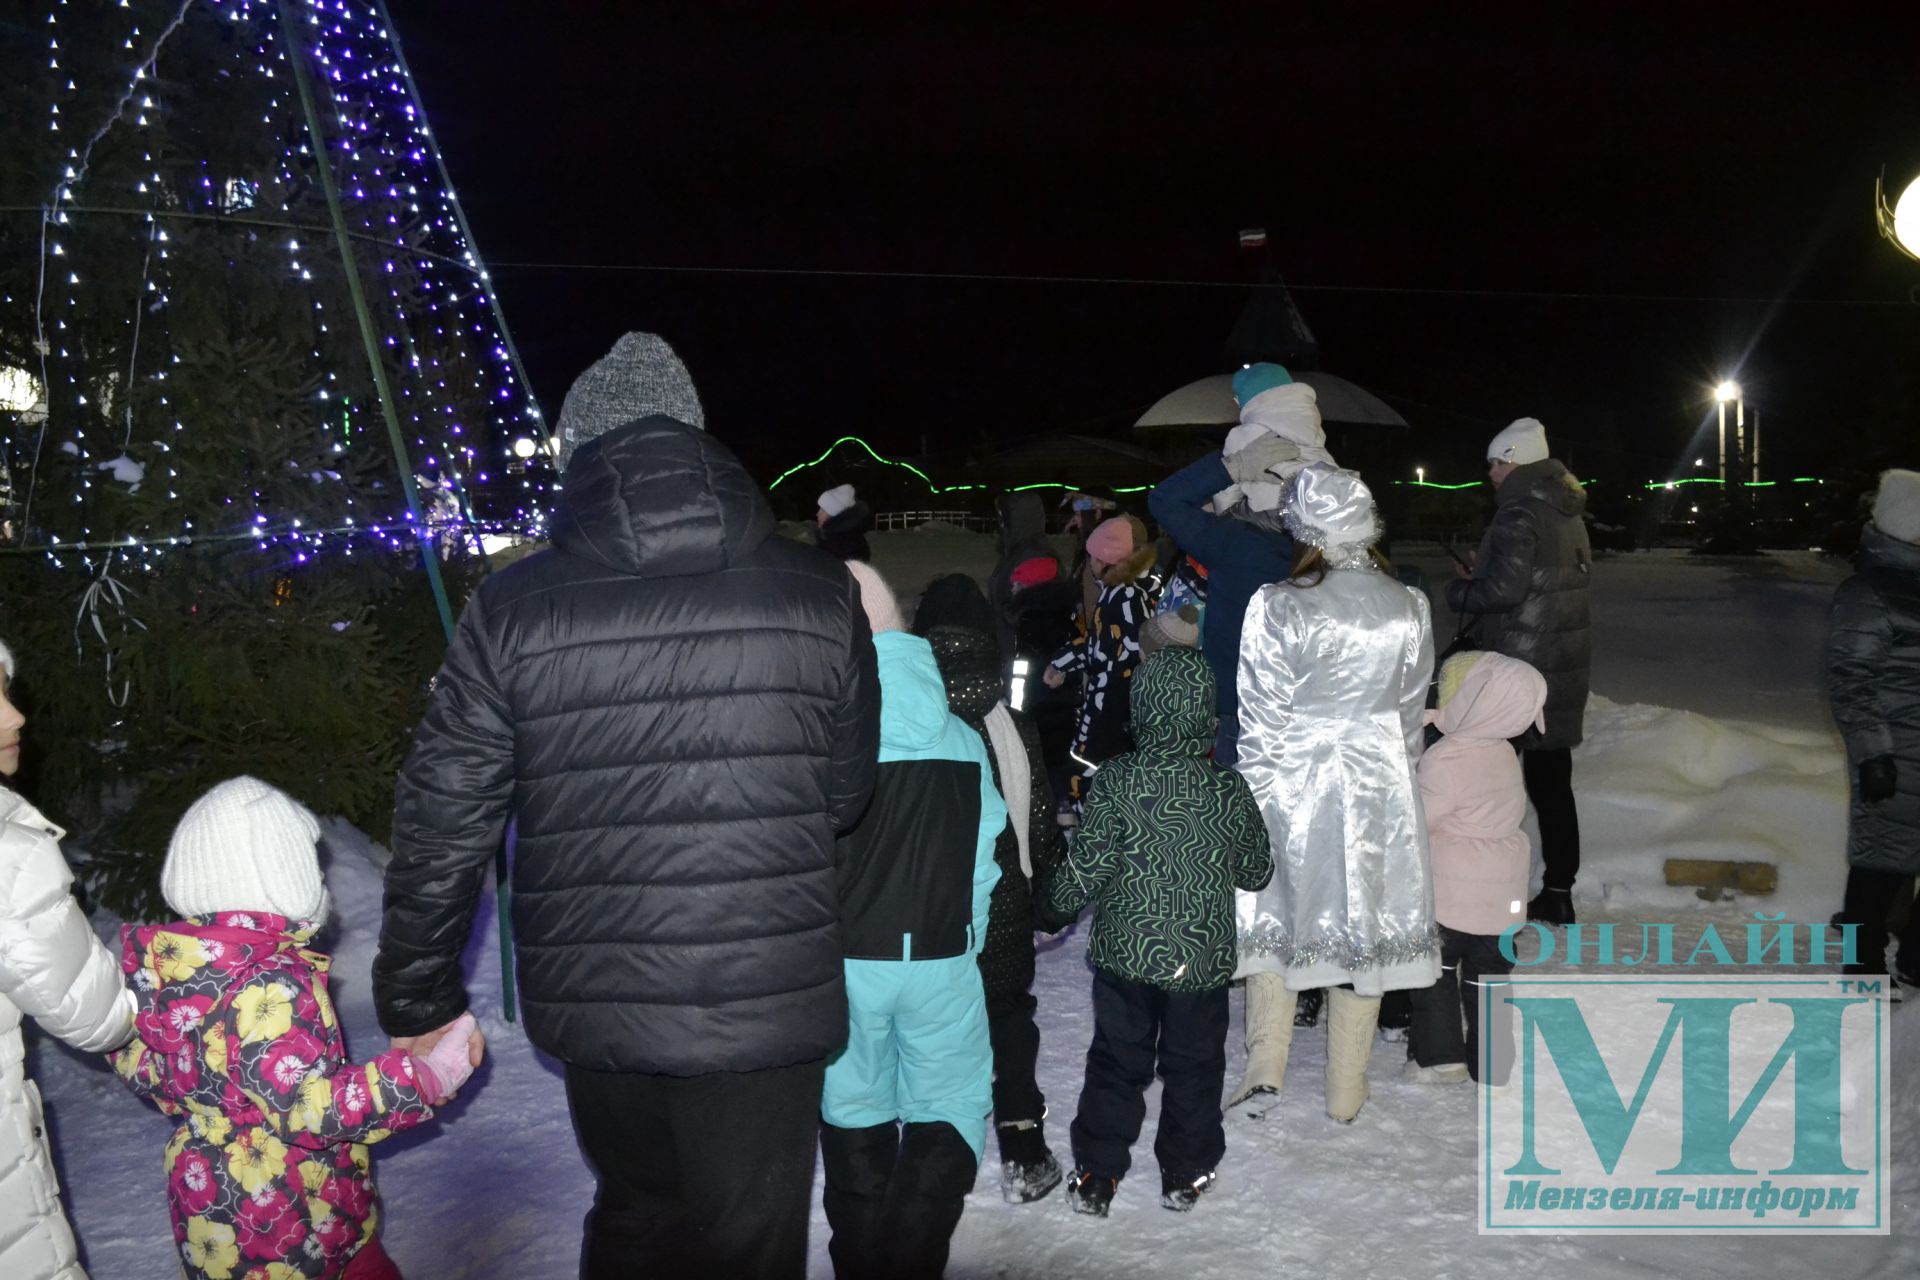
[1860,756,1897,804]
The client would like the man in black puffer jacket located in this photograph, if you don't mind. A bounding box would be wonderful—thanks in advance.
[374,333,880,1280]
[1446,417,1593,926]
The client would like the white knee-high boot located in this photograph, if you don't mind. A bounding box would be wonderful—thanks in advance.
[1226,973,1298,1106]
[1325,987,1382,1123]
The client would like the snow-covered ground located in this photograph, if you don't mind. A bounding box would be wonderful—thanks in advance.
[28,536,1916,1278]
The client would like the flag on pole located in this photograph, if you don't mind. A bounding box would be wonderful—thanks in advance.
[1238,227,1268,249]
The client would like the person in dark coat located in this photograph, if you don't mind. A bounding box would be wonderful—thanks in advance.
[1827,469,1920,984]
[1445,418,1593,927]
[816,483,875,561]
[1148,450,1295,765]
[914,575,1068,1204]
[373,333,881,1280]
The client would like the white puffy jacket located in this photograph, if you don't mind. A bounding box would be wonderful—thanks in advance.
[0,787,133,1280]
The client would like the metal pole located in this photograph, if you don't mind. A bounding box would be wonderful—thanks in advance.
[276,0,517,1024]
[1752,406,1761,483]
[1717,401,1727,484]
[275,0,456,641]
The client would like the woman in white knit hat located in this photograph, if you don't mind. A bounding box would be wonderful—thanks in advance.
[0,638,136,1280]
[815,483,874,562]
[1226,465,1439,1124]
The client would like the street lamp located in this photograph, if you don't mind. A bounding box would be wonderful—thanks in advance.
[1415,466,1425,485]
[1710,380,1760,484]
[1876,170,1920,261]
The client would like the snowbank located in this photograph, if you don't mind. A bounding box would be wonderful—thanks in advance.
[1569,694,1848,922]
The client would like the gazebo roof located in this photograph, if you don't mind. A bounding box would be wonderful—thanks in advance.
[1133,371,1408,431]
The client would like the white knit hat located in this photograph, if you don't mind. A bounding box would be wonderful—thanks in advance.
[1487,417,1550,466]
[0,638,13,680]
[818,484,857,518]
[846,560,904,633]
[1872,468,1920,544]
[162,777,329,923]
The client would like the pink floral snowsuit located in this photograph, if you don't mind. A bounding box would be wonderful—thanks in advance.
[111,913,433,1280]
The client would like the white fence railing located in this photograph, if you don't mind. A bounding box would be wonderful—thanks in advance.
[872,510,998,533]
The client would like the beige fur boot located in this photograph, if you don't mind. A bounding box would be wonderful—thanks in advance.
[1325,987,1382,1123]
[1226,973,1298,1106]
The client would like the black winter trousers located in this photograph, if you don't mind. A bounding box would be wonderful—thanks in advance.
[1407,926,1515,1084]
[986,984,1047,1131]
[1069,969,1228,1183]
[563,1058,824,1280]
[1839,864,1920,978]
[1524,747,1582,891]
[820,1120,977,1280]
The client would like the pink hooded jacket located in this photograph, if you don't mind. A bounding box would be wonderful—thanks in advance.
[1419,653,1549,937]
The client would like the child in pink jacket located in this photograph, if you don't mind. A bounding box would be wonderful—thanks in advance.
[1405,652,1548,1086]
[112,778,481,1280]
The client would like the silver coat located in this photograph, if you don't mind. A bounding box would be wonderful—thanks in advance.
[1233,562,1441,994]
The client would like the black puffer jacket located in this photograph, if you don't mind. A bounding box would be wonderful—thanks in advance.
[1445,458,1593,749]
[1827,524,1920,876]
[923,625,1063,1000]
[817,501,874,562]
[376,417,880,1074]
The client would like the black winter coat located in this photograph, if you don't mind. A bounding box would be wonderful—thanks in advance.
[375,417,880,1074]
[1827,524,1920,876]
[1445,458,1593,749]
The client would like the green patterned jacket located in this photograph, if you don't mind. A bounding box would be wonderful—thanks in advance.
[1040,647,1272,991]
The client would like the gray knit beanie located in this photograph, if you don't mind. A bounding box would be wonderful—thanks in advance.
[162,777,330,923]
[556,332,705,469]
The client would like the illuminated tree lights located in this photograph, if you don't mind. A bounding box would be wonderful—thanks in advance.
[4,0,554,577]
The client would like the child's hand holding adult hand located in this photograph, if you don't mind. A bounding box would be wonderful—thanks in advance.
[409,1012,482,1104]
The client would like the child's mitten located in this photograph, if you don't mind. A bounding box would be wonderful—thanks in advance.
[410,1012,479,1104]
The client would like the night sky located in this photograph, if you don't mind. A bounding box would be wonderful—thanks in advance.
[391,2,1920,487]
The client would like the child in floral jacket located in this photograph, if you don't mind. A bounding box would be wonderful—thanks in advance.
[112,778,478,1280]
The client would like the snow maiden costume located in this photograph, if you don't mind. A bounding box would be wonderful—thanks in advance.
[0,638,136,1280]
[1228,464,1438,1123]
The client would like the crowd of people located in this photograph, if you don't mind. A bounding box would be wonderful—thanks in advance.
[1,329,1915,1280]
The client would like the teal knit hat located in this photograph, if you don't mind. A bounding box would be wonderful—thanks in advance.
[1233,362,1292,406]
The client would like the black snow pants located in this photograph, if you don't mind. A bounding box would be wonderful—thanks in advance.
[820,1120,978,1280]
[1069,969,1228,1183]
[1524,747,1581,892]
[1840,864,1920,978]
[1407,925,1515,1084]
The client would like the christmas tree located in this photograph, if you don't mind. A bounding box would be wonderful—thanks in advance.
[0,0,552,917]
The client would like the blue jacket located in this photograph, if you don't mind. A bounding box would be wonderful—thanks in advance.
[824,631,1005,1158]
[1149,453,1295,721]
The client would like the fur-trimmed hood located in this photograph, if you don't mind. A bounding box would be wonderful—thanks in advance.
[1099,542,1159,588]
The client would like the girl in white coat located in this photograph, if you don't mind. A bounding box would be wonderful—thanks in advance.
[0,639,136,1280]
[1226,466,1438,1124]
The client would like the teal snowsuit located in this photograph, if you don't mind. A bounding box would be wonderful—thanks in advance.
[823,630,1007,1160]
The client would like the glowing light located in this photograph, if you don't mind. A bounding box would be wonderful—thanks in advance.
[1713,381,1741,403]
[511,436,536,459]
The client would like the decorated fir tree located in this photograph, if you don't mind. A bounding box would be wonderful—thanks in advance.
[0,0,552,917]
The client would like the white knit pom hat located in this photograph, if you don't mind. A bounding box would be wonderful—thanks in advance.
[0,638,14,680]
[1872,469,1920,544]
[818,484,857,518]
[162,776,329,923]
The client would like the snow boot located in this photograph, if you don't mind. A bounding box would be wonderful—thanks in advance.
[1226,974,1296,1108]
[997,1119,1063,1204]
[1325,987,1381,1124]
[1403,1059,1470,1085]
[1528,888,1576,927]
[1065,1169,1119,1217]
[1160,1169,1217,1212]
[1294,985,1324,1027]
